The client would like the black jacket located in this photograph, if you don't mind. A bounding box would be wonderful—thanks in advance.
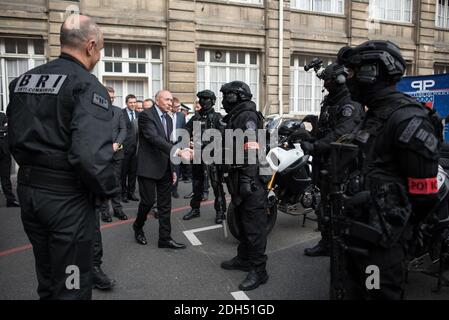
[7,53,118,197]
[222,101,264,177]
[314,86,364,156]
[185,107,223,150]
[136,106,175,180]
[112,105,127,160]
[355,87,439,222]
[122,107,138,154]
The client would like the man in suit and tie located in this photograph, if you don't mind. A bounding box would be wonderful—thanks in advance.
[100,87,128,221]
[121,94,139,203]
[170,97,186,199]
[132,90,192,249]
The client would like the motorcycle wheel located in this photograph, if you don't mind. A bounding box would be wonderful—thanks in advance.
[227,202,278,240]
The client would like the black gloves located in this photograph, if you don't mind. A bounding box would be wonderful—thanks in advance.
[301,141,315,154]
[239,174,256,199]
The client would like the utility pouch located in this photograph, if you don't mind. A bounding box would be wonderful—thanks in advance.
[369,182,412,248]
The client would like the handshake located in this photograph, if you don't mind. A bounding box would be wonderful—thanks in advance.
[175,148,194,161]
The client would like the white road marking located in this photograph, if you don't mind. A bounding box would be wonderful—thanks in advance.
[183,224,223,246]
[231,291,250,300]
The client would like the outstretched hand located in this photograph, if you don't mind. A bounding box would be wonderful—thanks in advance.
[177,148,194,161]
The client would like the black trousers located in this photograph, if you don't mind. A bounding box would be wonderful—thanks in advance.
[234,178,268,274]
[0,150,16,202]
[342,242,406,300]
[93,203,103,267]
[135,167,172,241]
[190,164,226,213]
[171,164,181,193]
[310,159,330,247]
[121,150,137,197]
[18,183,95,300]
[316,175,331,247]
[180,163,192,180]
[100,158,123,213]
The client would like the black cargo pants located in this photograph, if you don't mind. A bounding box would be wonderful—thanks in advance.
[234,177,268,274]
[17,167,95,300]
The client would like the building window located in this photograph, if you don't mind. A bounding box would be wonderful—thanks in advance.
[291,0,344,14]
[98,43,162,108]
[0,38,46,112]
[405,62,414,76]
[290,55,333,115]
[434,64,449,74]
[436,0,449,29]
[369,0,412,23]
[197,49,259,111]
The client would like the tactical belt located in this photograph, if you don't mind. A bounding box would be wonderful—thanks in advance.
[18,166,85,192]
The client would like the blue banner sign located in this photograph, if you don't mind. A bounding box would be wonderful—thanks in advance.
[397,74,449,140]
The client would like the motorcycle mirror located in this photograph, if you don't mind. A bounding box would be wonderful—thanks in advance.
[302,114,318,123]
[301,114,318,135]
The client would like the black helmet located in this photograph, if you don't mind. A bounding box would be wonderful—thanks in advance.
[220,81,252,101]
[337,40,406,84]
[278,119,304,136]
[320,63,347,85]
[196,90,216,105]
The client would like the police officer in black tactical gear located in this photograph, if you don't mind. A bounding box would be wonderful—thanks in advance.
[0,112,19,207]
[335,40,439,299]
[219,81,269,291]
[7,15,118,300]
[183,89,227,224]
[301,63,364,257]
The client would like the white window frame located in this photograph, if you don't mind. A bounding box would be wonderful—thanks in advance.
[291,0,344,15]
[290,55,334,115]
[436,0,449,29]
[434,64,449,75]
[0,38,46,112]
[197,49,260,112]
[369,0,413,23]
[96,42,163,104]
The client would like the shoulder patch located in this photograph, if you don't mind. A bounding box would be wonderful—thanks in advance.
[245,120,257,130]
[341,104,354,117]
[14,74,67,95]
[92,93,109,110]
[398,117,423,144]
[415,128,430,143]
[424,134,438,153]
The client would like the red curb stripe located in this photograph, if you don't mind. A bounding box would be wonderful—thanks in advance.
[0,199,222,258]
[0,244,33,257]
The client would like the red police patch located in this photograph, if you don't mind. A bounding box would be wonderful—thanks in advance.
[243,142,259,150]
[408,177,438,194]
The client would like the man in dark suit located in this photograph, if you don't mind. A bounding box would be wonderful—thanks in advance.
[121,94,139,203]
[132,90,192,249]
[170,97,186,199]
[0,112,19,207]
[100,87,128,221]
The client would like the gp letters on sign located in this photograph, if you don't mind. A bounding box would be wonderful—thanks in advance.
[14,74,67,95]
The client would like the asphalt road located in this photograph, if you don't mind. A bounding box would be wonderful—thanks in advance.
[0,180,448,300]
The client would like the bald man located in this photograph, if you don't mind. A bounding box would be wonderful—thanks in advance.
[133,90,192,249]
[7,14,118,299]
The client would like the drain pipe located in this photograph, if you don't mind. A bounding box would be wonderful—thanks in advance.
[278,0,284,116]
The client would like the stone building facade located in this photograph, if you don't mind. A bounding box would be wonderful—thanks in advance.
[0,0,448,115]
